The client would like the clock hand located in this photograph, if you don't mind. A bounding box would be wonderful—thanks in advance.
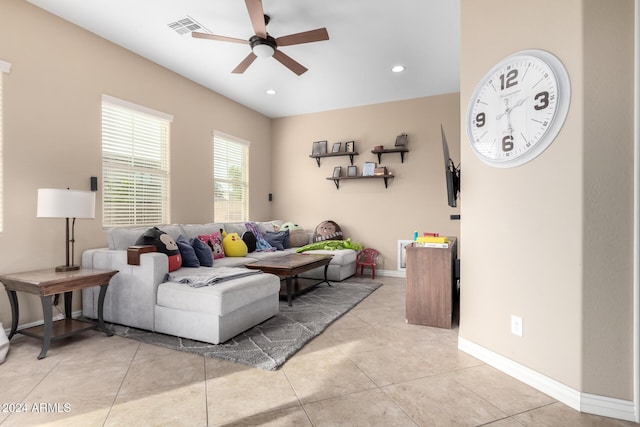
[496,97,527,120]
[511,97,527,110]
[496,98,510,120]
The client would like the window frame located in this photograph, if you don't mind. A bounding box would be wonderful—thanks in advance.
[213,131,250,223]
[101,94,172,227]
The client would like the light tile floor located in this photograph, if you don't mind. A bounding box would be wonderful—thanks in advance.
[1,276,638,426]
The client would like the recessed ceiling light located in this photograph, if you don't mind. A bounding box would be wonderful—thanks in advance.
[391,65,405,73]
[265,89,277,95]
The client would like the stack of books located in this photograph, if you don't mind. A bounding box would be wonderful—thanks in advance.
[415,235,449,248]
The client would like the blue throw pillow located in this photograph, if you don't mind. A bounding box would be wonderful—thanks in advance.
[264,230,290,251]
[176,235,200,267]
[191,237,213,267]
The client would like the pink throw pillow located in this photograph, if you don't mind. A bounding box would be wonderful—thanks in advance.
[198,232,225,259]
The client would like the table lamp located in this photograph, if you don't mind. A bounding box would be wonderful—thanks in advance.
[37,188,96,272]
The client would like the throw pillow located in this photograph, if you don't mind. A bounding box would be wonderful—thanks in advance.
[288,229,308,247]
[222,232,248,257]
[312,220,343,242]
[242,231,257,253]
[198,232,225,259]
[190,237,213,267]
[176,235,199,268]
[264,230,290,250]
[135,227,182,272]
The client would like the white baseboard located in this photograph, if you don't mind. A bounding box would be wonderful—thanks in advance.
[377,269,406,278]
[458,337,638,423]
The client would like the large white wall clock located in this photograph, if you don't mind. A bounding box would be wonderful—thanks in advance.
[466,49,571,168]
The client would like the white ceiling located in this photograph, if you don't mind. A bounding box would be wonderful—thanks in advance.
[27,0,460,118]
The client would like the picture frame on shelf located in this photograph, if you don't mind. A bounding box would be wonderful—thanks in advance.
[362,162,376,176]
[347,165,357,177]
[312,140,328,155]
[332,166,342,178]
[332,142,342,153]
[345,141,355,153]
[395,133,408,147]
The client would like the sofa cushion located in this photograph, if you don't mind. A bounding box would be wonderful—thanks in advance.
[256,221,279,234]
[181,223,226,240]
[157,270,279,316]
[108,224,186,250]
[223,223,248,236]
[303,248,358,264]
[212,256,254,267]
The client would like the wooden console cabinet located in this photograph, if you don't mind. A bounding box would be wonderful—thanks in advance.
[405,238,458,328]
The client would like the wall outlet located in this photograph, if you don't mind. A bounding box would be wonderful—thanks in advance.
[511,315,523,336]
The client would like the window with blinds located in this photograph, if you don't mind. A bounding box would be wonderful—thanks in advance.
[0,59,10,233]
[101,95,172,227]
[213,132,249,222]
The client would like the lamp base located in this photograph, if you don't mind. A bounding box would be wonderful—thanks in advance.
[55,265,80,272]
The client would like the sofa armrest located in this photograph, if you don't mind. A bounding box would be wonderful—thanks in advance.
[82,248,168,331]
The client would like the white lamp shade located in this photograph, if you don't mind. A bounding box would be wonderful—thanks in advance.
[37,189,96,219]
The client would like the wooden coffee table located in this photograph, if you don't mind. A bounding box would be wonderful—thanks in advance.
[245,253,333,305]
[0,268,118,359]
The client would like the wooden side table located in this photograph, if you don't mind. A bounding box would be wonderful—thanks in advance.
[0,268,118,359]
[405,239,458,328]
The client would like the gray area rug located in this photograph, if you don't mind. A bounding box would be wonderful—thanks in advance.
[108,280,381,370]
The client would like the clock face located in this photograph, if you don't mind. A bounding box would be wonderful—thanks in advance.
[466,49,571,167]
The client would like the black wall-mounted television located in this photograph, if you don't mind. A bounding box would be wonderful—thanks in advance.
[440,125,460,208]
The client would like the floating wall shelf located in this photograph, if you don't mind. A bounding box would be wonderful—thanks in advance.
[371,147,409,163]
[326,174,394,189]
[310,152,358,167]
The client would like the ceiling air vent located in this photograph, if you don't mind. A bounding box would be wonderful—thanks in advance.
[167,16,209,35]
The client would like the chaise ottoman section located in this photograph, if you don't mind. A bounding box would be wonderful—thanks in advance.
[154,271,280,344]
[299,249,358,281]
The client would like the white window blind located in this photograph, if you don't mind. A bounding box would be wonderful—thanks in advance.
[213,132,249,222]
[101,96,171,227]
[0,59,11,233]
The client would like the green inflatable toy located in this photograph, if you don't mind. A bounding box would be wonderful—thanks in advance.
[295,238,363,253]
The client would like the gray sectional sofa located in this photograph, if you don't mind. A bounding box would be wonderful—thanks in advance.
[82,221,358,344]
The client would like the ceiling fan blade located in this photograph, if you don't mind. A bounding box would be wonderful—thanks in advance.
[232,52,258,74]
[245,0,267,38]
[273,50,308,76]
[192,32,248,44]
[276,28,329,47]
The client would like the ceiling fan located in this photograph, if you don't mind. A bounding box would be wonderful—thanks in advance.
[191,0,329,76]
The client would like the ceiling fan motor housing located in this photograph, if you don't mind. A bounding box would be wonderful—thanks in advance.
[250,34,277,57]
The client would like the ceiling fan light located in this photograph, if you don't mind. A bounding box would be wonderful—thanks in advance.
[253,44,275,58]
[392,65,406,73]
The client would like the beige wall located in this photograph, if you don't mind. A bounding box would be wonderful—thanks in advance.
[582,0,635,397]
[460,0,634,401]
[0,0,272,327]
[271,94,461,271]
